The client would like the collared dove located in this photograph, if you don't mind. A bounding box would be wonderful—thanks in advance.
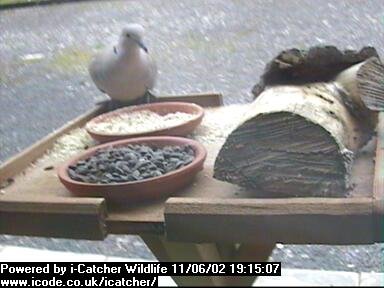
[89,24,157,102]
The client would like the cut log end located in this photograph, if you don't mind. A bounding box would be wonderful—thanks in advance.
[227,46,382,198]
[357,57,384,111]
[214,112,353,198]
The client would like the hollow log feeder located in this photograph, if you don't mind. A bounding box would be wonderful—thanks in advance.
[214,46,384,197]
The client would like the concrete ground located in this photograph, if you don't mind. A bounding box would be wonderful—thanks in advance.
[0,0,383,273]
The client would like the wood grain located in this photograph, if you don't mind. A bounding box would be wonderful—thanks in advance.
[155,92,223,107]
[239,47,382,198]
[215,82,376,198]
[164,197,379,244]
[374,113,384,200]
[0,196,107,240]
[373,113,384,242]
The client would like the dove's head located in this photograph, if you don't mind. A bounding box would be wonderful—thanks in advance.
[119,24,148,53]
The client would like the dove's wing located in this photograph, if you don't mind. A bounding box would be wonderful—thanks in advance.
[146,53,157,90]
[89,46,119,93]
[89,44,157,101]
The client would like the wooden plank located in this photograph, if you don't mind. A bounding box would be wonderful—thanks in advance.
[155,92,223,107]
[2,139,375,236]
[166,197,374,216]
[234,243,275,262]
[373,113,384,242]
[0,104,106,184]
[0,100,378,242]
[374,113,384,200]
[0,195,104,214]
[164,197,379,244]
[0,196,107,240]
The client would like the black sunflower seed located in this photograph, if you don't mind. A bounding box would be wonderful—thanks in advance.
[67,144,195,184]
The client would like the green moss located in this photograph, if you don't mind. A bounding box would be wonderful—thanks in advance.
[185,31,237,54]
[94,43,105,51]
[236,27,258,39]
[0,73,6,84]
[185,32,206,51]
[50,47,93,73]
[0,0,39,4]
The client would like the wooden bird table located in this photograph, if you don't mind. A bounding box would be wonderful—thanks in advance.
[0,93,383,287]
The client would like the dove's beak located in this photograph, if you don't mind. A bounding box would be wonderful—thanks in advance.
[136,40,148,53]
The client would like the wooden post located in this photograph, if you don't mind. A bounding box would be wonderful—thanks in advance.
[141,235,226,286]
[141,235,274,287]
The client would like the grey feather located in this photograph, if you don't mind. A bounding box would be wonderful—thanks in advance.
[89,24,157,102]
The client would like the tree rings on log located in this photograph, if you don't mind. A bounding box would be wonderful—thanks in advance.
[214,83,365,198]
[336,57,384,111]
[215,46,384,198]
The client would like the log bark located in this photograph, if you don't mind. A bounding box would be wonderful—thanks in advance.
[252,46,384,135]
[214,46,384,198]
[252,46,379,98]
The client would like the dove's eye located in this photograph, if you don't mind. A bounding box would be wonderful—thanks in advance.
[126,33,130,38]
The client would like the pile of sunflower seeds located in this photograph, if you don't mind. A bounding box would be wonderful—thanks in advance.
[88,110,195,134]
[68,144,195,184]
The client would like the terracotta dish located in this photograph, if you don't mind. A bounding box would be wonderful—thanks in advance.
[58,137,207,204]
[86,102,204,143]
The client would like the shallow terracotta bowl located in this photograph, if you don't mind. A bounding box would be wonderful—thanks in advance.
[58,136,207,204]
[86,102,204,143]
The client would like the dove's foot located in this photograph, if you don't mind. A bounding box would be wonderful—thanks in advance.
[145,90,156,103]
[97,91,157,112]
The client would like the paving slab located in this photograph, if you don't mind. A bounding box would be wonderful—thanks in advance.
[254,268,359,287]
[0,246,106,262]
[359,272,384,286]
